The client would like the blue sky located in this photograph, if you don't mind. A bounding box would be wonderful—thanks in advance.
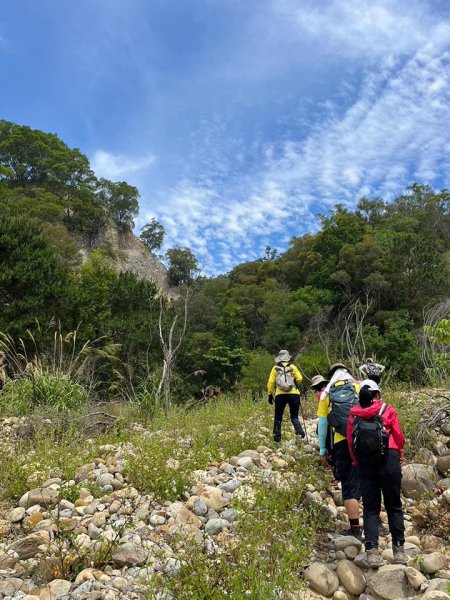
[2,0,450,274]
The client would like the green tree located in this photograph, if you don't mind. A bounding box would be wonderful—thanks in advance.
[0,214,71,336]
[166,247,198,286]
[96,178,139,228]
[74,251,117,340]
[140,218,165,253]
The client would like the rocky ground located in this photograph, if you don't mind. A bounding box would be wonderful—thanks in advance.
[0,409,448,600]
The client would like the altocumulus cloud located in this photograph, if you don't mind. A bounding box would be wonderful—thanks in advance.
[149,0,450,274]
[91,150,155,181]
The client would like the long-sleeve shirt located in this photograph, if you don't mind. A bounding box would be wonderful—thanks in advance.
[267,363,302,396]
[346,399,405,467]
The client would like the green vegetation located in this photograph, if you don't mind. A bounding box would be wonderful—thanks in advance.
[1,119,449,407]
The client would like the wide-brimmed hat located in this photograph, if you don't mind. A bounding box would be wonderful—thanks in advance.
[310,375,329,389]
[275,349,292,363]
[327,362,347,378]
[359,379,380,392]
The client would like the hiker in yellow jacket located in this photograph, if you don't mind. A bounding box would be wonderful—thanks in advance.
[267,349,305,443]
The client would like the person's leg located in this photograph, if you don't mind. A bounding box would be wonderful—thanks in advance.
[381,450,406,562]
[273,395,287,442]
[287,395,305,437]
[334,441,361,536]
[358,467,382,550]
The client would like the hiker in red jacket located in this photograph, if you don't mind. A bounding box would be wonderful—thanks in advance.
[347,379,406,569]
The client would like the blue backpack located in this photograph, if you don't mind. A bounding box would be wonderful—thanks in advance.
[327,382,359,436]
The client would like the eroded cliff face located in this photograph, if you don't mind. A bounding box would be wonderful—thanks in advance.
[73,225,172,295]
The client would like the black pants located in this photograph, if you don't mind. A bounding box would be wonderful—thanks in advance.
[331,440,361,501]
[273,394,304,440]
[357,449,405,550]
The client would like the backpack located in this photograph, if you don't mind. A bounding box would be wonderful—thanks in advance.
[366,363,381,378]
[274,365,296,392]
[351,403,389,466]
[327,382,359,436]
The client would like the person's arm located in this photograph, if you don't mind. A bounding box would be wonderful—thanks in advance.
[376,363,385,372]
[292,364,303,387]
[347,413,357,466]
[267,367,276,395]
[317,397,330,456]
[386,406,405,450]
[358,365,367,376]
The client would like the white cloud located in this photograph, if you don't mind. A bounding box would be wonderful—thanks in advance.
[152,33,450,275]
[270,0,444,61]
[91,150,155,180]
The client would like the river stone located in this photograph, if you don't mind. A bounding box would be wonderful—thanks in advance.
[401,464,438,499]
[192,498,208,516]
[421,552,446,574]
[427,579,450,594]
[0,578,24,596]
[27,487,59,506]
[219,479,241,493]
[414,448,438,466]
[10,532,47,559]
[111,542,147,567]
[10,507,26,522]
[343,545,358,560]
[405,566,428,589]
[367,564,412,600]
[205,518,228,535]
[237,456,255,471]
[199,486,225,511]
[305,563,340,597]
[353,553,370,569]
[150,514,166,526]
[335,536,363,551]
[336,559,366,595]
[422,592,450,600]
[39,579,72,600]
[437,455,450,477]
[222,508,238,522]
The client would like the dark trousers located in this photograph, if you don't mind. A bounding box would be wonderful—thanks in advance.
[273,394,304,440]
[357,449,405,550]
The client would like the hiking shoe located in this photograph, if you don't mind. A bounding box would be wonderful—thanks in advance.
[340,527,362,541]
[295,432,305,443]
[367,548,384,569]
[393,544,407,565]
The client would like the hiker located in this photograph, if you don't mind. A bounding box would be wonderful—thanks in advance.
[347,379,406,568]
[310,375,328,402]
[359,358,385,384]
[317,363,362,538]
[267,349,305,443]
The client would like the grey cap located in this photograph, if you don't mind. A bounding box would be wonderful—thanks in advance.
[275,349,292,363]
[310,375,329,389]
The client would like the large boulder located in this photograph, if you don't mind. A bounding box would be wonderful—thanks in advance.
[421,552,447,574]
[10,532,48,559]
[401,464,438,499]
[26,487,59,507]
[305,563,339,597]
[336,559,366,595]
[111,542,147,567]
[367,564,413,599]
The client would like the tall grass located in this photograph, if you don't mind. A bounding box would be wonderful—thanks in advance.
[0,321,119,414]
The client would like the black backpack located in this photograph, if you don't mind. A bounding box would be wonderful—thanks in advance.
[366,363,381,379]
[351,403,389,466]
[327,382,359,436]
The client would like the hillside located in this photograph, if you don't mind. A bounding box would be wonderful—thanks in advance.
[0,390,448,599]
[73,224,172,296]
